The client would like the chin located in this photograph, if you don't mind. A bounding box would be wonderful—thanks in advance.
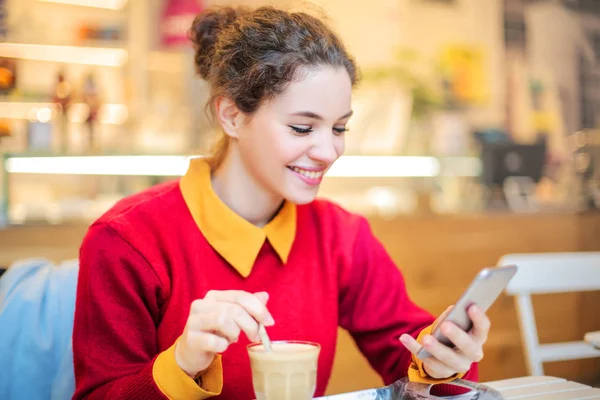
[283,188,320,205]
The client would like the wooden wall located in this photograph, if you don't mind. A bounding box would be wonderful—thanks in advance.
[328,211,600,394]
[1,211,599,394]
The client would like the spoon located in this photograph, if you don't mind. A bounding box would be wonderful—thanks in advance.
[258,323,273,352]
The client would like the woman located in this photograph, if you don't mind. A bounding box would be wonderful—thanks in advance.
[72,5,489,400]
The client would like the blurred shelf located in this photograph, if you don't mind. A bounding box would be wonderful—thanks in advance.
[4,155,189,176]
[37,0,127,10]
[0,102,128,124]
[75,39,127,49]
[0,43,128,67]
[2,154,482,178]
[0,102,58,120]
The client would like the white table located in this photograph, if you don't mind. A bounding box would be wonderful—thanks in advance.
[485,376,600,400]
[315,376,600,399]
[485,375,600,399]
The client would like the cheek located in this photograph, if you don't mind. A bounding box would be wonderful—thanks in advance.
[241,120,290,163]
[254,123,302,161]
[273,138,305,165]
[239,118,275,152]
[335,136,345,157]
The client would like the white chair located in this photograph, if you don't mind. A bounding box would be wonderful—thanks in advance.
[498,252,600,376]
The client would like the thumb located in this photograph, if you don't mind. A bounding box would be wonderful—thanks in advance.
[442,305,454,316]
[433,305,453,332]
[254,291,269,305]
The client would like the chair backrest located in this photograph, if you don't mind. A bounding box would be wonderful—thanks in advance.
[0,258,78,400]
[500,252,600,295]
[497,252,600,376]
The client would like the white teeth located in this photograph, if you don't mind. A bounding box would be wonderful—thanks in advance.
[291,166,323,179]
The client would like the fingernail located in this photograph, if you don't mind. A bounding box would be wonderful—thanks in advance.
[423,336,433,346]
[399,334,408,343]
[265,315,275,326]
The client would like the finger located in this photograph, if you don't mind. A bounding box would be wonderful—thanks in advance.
[442,305,454,317]
[187,312,241,344]
[187,330,229,353]
[440,321,483,362]
[422,357,457,379]
[227,302,262,342]
[468,305,490,343]
[190,298,209,314]
[419,334,471,374]
[433,305,454,332]
[400,334,457,379]
[190,298,222,315]
[254,291,269,305]
[189,300,259,342]
[399,334,422,355]
[206,290,275,326]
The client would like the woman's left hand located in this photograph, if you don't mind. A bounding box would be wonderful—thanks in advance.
[400,305,490,379]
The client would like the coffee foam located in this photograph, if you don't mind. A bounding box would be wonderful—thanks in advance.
[249,343,319,360]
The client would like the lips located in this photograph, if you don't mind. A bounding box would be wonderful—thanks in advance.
[288,166,324,179]
[287,166,326,186]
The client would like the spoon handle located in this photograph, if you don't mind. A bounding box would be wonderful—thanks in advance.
[258,324,272,352]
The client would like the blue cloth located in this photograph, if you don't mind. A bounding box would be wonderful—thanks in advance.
[0,258,78,400]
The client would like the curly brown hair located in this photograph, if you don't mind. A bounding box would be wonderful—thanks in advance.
[188,5,359,167]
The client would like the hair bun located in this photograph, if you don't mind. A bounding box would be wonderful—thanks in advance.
[189,6,247,80]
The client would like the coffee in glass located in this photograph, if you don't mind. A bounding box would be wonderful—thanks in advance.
[247,341,320,400]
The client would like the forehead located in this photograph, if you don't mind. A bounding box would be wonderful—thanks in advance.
[266,66,353,118]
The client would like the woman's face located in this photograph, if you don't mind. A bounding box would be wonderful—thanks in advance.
[235,66,353,205]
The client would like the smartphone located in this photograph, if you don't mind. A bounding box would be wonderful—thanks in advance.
[416,265,518,360]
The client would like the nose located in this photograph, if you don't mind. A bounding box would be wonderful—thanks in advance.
[308,130,342,165]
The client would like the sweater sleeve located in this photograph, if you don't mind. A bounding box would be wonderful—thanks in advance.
[338,217,478,395]
[72,224,222,400]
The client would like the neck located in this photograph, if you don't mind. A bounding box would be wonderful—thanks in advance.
[211,146,284,227]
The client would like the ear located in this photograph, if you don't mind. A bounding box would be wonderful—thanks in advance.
[215,96,244,139]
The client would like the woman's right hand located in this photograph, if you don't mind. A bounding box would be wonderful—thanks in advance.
[174,290,274,378]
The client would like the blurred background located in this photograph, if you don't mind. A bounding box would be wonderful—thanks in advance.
[0,0,599,395]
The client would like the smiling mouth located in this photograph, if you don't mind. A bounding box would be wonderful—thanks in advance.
[287,166,325,180]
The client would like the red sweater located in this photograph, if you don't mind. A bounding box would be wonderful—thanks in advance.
[72,159,477,399]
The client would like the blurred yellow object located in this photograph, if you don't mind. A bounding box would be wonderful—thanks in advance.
[439,45,489,105]
[531,111,557,133]
[0,67,14,89]
[0,119,12,137]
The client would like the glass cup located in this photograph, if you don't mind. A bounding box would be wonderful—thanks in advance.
[247,340,321,400]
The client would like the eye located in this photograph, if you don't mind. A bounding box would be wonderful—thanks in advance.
[333,126,349,136]
[289,125,313,135]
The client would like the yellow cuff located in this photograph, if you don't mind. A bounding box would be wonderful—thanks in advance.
[408,325,466,384]
[153,339,223,399]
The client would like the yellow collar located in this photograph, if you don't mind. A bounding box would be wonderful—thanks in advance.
[179,158,297,278]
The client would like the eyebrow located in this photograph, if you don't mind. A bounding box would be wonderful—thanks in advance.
[289,110,353,121]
